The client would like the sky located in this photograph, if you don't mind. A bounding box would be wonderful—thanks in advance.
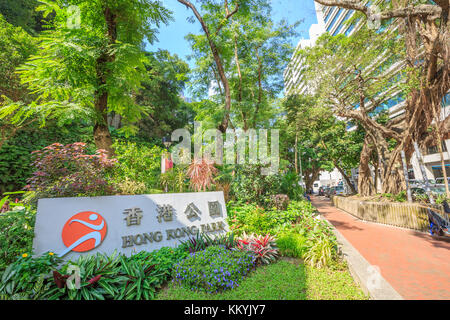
[145,0,319,69]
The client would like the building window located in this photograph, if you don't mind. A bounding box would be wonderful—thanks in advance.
[426,142,448,155]
[431,165,450,179]
[333,10,354,36]
[443,92,449,107]
[327,8,342,32]
[324,8,334,23]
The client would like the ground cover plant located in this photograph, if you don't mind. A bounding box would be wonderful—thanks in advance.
[0,247,189,300]
[0,200,35,270]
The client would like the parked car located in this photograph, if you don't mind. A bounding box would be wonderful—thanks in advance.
[435,177,450,185]
[408,179,421,188]
[328,186,345,197]
[411,186,446,202]
[334,186,345,196]
[431,185,447,195]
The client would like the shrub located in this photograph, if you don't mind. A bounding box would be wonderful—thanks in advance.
[227,202,277,235]
[0,252,61,299]
[186,157,218,192]
[0,206,35,270]
[267,194,290,210]
[111,140,162,192]
[235,233,279,265]
[214,165,233,202]
[383,191,406,203]
[229,166,284,206]
[303,234,338,268]
[0,123,93,195]
[293,214,339,268]
[172,246,255,293]
[228,199,339,268]
[26,142,117,199]
[116,177,147,195]
[280,171,304,201]
[160,166,188,193]
[277,231,307,258]
[227,200,312,236]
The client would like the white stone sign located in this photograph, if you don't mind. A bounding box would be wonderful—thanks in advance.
[33,191,228,260]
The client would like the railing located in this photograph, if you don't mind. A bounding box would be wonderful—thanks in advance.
[331,196,447,232]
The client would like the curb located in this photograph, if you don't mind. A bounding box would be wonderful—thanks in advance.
[317,214,404,300]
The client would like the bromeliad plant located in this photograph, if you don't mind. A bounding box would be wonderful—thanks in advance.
[235,233,279,265]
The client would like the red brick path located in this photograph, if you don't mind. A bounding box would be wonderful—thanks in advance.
[311,196,450,300]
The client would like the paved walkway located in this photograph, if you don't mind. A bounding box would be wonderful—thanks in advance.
[311,196,450,300]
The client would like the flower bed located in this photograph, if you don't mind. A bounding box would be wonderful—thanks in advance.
[0,199,363,300]
[173,246,255,293]
[157,259,368,300]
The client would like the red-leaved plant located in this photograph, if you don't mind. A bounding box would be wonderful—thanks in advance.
[26,142,118,198]
[235,232,279,265]
[186,157,218,192]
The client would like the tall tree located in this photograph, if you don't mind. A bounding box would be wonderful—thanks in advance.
[0,0,172,155]
[134,50,195,140]
[0,15,38,150]
[178,0,240,132]
[282,94,363,193]
[299,26,409,195]
[181,0,298,131]
[313,0,450,194]
[0,0,48,34]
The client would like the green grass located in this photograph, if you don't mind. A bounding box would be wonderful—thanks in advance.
[155,259,368,300]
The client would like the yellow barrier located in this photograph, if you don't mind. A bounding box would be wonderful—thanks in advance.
[331,196,448,232]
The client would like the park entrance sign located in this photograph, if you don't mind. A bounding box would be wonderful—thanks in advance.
[33,191,228,260]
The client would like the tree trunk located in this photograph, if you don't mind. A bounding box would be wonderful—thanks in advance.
[335,162,356,194]
[92,6,117,157]
[315,0,450,196]
[177,0,238,133]
[294,132,298,174]
[431,99,450,198]
[358,135,376,196]
[305,167,321,193]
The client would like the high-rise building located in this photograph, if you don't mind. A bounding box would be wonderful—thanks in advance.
[285,1,450,192]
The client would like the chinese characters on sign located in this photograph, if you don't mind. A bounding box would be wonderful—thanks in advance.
[120,201,226,249]
[124,202,223,226]
[185,202,202,220]
[123,207,143,226]
[208,201,222,217]
[156,204,174,223]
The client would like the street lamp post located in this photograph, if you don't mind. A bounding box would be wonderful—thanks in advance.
[162,136,172,193]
